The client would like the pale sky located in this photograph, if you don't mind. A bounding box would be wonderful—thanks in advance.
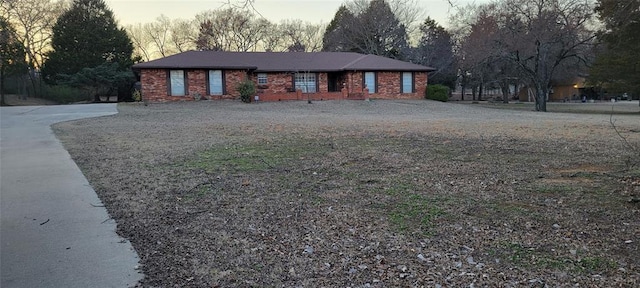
[105,0,479,27]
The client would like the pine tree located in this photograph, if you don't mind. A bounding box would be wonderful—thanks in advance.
[322,5,357,52]
[322,1,409,59]
[589,0,640,100]
[413,17,456,89]
[42,0,134,85]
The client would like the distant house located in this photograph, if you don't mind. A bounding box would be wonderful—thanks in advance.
[132,51,435,102]
[518,76,599,102]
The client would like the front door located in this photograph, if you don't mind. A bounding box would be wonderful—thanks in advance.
[327,72,343,92]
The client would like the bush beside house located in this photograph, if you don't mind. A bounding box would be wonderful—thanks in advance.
[236,80,256,103]
[426,84,449,102]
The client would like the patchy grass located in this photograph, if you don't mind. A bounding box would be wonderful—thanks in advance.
[495,242,618,274]
[576,256,618,272]
[388,193,444,235]
[184,139,332,173]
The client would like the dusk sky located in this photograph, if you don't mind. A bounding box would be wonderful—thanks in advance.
[105,0,483,27]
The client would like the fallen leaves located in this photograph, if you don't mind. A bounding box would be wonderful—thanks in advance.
[52,101,640,287]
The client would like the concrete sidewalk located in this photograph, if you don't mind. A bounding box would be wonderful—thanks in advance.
[1,104,142,287]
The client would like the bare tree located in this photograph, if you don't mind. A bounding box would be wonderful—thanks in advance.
[170,18,197,53]
[1,0,65,96]
[388,0,426,41]
[496,0,595,111]
[127,16,197,61]
[450,0,594,108]
[126,23,153,62]
[1,15,28,105]
[144,15,173,58]
[222,0,258,12]
[231,16,271,52]
[451,4,499,101]
[195,10,228,51]
[279,20,325,52]
[196,8,273,52]
[262,24,286,52]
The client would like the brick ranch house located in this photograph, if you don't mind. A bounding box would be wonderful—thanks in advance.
[132,51,435,102]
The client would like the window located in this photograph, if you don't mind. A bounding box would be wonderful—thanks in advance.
[257,73,268,85]
[401,72,414,93]
[209,70,223,95]
[169,70,185,96]
[364,72,376,93]
[294,73,317,93]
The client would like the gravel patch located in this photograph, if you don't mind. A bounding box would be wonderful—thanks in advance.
[53,100,640,287]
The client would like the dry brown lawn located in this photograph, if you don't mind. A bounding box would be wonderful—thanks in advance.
[53,100,640,287]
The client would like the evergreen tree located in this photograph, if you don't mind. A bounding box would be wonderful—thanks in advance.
[322,5,358,52]
[358,0,409,59]
[412,17,456,88]
[589,0,640,99]
[0,16,28,105]
[322,0,409,59]
[42,0,134,85]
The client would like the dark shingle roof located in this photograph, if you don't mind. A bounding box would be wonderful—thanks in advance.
[132,51,435,72]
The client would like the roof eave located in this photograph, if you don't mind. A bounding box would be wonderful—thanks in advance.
[253,69,345,73]
[342,68,436,72]
[132,65,258,70]
[133,67,437,73]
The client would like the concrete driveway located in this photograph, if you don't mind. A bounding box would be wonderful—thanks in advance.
[1,104,142,287]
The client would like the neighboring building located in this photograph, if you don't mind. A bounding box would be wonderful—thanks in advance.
[132,51,434,102]
[518,77,600,102]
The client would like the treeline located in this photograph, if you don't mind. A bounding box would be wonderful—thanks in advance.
[124,0,459,98]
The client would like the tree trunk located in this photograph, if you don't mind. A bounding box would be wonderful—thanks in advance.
[501,79,509,104]
[478,82,483,101]
[25,65,39,99]
[534,43,550,112]
[460,84,465,101]
[472,86,477,101]
[0,69,6,106]
[535,83,547,112]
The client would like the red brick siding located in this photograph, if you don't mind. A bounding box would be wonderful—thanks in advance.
[376,72,398,96]
[318,73,328,93]
[187,70,206,97]
[254,72,293,94]
[224,70,247,98]
[415,72,427,98]
[140,69,170,102]
[141,69,242,101]
[371,72,427,100]
[258,91,348,102]
[140,69,428,102]
[346,72,364,93]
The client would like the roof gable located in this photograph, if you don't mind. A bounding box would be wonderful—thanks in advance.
[132,51,435,72]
